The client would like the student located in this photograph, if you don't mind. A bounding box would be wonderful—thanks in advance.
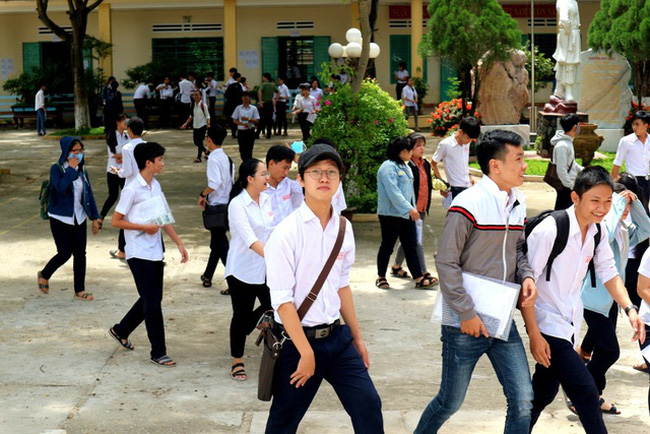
[578,176,650,414]
[391,133,436,283]
[262,145,303,228]
[38,137,101,300]
[415,130,537,433]
[394,62,409,101]
[634,248,650,414]
[198,125,234,292]
[401,77,419,131]
[257,72,279,140]
[264,143,383,433]
[224,73,244,138]
[309,78,323,103]
[523,166,645,433]
[156,77,174,129]
[312,138,348,215]
[292,84,318,142]
[109,142,189,368]
[204,72,219,120]
[612,110,650,198]
[35,84,47,136]
[232,92,259,162]
[221,67,238,90]
[552,113,583,210]
[181,90,211,163]
[431,117,480,199]
[275,76,290,136]
[224,158,273,381]
[376,137,436,290]
[103,80,124,141]
[178,73,196,127]
[132,82,150,127]
[98,113,129,248]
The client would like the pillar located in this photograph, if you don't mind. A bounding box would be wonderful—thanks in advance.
[224,0,237,76]
[98,3,112,77]
[351,1,360,28]
[411,0,423,78]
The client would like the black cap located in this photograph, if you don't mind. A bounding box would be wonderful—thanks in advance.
[298,144,343,173]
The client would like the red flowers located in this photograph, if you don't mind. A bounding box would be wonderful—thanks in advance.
[429,98,480,136]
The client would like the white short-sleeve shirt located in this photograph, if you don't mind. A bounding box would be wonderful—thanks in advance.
[106,130,130,173]
[133,84,149,100]
[158,84,174,99]
[232,104,260,130]
[613,132,650,177]
[118,138,146,185]
[432,134,471,188]
[637,249,650,326]
[263,177,304,227]
[396,69,409,84]
[206,149,234,206]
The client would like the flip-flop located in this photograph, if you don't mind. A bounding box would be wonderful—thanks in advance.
[151,355,176,368]
[563,390,578,415]
[633,363,648,373]
[109,250,126,260]
[220,288,230,295]
[109,327,134,350]
[201,275,212,288]
[231,362,247,381]
[73,292,94,301]
[37,271,49,294]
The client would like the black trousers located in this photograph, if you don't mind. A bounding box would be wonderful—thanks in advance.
[203,227,229,280]
[638,324,650,415]
[226,276,271,358]
[114,258,166,359]
[41,218,87,294]
[377,215,422,279]
[554,187,573,210]
[530,334,606,433]
[159,98,173,128]
[583,308,620,395]
[255,103,272,138]
[237,129,256,161]
[626,252,645,307]
[179,103,191,128]
[100,172,126,218]
[193,126,207,159]
[298,112,311,142]
[275,101,287,134]
[133,99,148,127]
[450,186,468,200]
[636,176,650,203]
[208,96,217,121]
[224,105,237,137]
[581,302,618,354]
[396,82,406,100]
[266,325,384,434]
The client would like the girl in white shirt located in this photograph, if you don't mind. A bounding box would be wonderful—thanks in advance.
[181,90,210,163]
[401,78,419,131]
[394,62,409,101]
[224,158,274,381]
[309,78,323,103]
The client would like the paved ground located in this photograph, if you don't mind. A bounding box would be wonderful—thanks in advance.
[0,127,648,433]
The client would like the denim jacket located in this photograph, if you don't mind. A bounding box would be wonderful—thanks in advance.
[581,194,650,316]
[48,136,100,221]
[377,159,415,218]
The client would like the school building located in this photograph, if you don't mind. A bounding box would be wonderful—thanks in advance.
[0,0,602,105]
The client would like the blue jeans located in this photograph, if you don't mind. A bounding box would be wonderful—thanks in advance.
[415,322,533,434]
[36,108,46,134]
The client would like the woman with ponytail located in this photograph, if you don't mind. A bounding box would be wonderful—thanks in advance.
[224,158,274,381]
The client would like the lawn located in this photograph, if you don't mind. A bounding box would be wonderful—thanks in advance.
[48,127,105,137]
[469,152,620,176]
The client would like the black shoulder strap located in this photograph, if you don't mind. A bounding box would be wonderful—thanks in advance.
[587,223,602,288]
[545,211,570,282]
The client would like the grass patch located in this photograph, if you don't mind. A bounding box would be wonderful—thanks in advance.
[469,152,620,176]
[49,127,105,137]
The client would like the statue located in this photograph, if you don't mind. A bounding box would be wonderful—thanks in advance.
[544,0,581,114]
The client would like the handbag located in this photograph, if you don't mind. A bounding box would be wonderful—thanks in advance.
[256,216,347,401]
[544,159,574,192]
[202,203,228,230]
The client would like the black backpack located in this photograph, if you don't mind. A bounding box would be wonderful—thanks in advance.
[523,210,601,288]
[39,163,64,220]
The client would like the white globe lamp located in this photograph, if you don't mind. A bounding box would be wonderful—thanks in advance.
[345,28,362,44]
[346,42,362,58]
[369,43,381,59]
[328,43,344,59]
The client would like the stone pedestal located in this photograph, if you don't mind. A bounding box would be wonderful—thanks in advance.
[480,124,530,146]
[594,129,625,153]
[536,112,588,157]
[543,94,578,115]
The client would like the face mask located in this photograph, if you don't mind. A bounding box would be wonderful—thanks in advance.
[69,152,83,163]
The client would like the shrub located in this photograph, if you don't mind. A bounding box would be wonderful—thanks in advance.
[310,79,409,213]
[427,98,481,136]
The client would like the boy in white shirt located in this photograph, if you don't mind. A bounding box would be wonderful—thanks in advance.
[232,92,260,161]
[263,145,303,228]
[156,77,174,129]
[264,144,383,433]
[275,76,290,136]
[634,247,650,415]
[612,110,650,198]
[401,77,419,130]
[133,83,150,127]
[35,83,47,136]
[292,84,318,142]
[109,142,188,368]
[523,166,645,432]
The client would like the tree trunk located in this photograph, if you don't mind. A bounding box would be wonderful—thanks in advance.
[632,60,649,108]
[71,31,91,129]
[350,0,371,93]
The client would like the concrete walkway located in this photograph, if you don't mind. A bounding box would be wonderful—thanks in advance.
[0,128,648,433]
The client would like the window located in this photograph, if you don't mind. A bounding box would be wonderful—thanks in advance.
[280,37,314,88]
[526,33,557,61]
[152,23,222,33]
[152,37,224,81]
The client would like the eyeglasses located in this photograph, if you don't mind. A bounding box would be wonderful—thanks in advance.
[255,171,270,178]
[305,169,340,180]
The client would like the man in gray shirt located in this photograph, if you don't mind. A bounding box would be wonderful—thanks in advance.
[551,114,583,210]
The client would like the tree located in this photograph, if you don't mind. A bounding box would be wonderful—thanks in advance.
[349,0,372,93]
[36,0,104,130]
[419,0,521,116]
[588,0,650,106]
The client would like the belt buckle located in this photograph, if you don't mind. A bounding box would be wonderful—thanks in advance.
[314,327,330,339]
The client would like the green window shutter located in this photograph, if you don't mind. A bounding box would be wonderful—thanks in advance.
[261,37,279,78]
[23,42,41,73]
[440,58,458,102]
[313,36,331,79]
[389,35,410,84]
[83,47,93,71]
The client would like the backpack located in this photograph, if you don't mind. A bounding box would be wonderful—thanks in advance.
[39,163,65,220]
[523,210,601,288]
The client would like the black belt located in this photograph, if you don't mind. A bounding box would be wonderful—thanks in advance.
[278,319,340,340]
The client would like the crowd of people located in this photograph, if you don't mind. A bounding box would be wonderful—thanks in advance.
[35,71,650,432]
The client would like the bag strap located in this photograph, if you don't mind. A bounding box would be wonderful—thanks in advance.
[587,223,602,288]
[296,216,347,320]
[545,211,570,282]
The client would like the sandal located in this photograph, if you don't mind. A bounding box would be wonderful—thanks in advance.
[422,273,439,286]
[97,218,104,230]
[151,355,177,368]
[633,363,648,373]
[231,362,247,381]
[375,277,390,290]
[109,327,134,350]
[390,266,411,279]
[193,158,202,164]
[110,249,126,260]
[563,391,578,415]
[415,277,437,289]
[37,271,49,294]
[201,275,212,288]
[220,288,230,295]
[73,291,94,301]
[599,398,620,415]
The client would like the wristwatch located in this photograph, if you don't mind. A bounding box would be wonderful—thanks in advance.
[199,192,207,198]
[624,304,639,316]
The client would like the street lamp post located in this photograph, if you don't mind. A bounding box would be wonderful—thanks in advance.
[328,27,380,73]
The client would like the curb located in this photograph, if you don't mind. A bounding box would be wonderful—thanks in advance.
[44,134,105,140]
[469,167,544,183]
